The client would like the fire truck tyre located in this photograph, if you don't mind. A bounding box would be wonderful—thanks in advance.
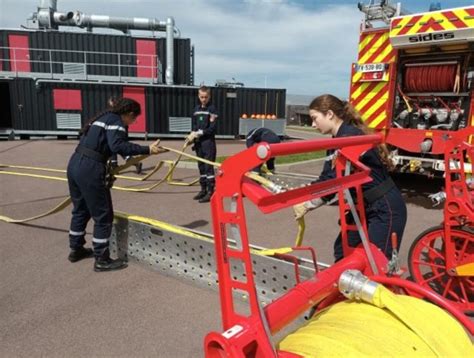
[408,225,474,313]
[278,288,473,357]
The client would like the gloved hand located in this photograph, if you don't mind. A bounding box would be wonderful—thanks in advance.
[186,131,198,143]
[428,191,446,207]
[110,159,118,170]
[186,130,204,144]
[293,198,324,220]
[149,139,162,155]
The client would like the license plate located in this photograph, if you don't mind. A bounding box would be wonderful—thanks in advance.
[357,63,385,72]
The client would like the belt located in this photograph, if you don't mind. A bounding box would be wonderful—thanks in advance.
[363,177,395,204]
[75,145,108,164]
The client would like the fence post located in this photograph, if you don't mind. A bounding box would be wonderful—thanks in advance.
[118,53,121,81]
[49,50,53,79]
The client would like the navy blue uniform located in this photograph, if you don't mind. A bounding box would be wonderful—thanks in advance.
[318,122,407,260]
[192,103,218,192]
[110,125,129,167]
[67,112,150,258]
[246,128,281,173]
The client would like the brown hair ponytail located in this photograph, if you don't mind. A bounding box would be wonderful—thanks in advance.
[309,94,394,171]
[79,97,141,136]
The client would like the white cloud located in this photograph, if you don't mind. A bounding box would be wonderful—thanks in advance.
[0,0,363,96]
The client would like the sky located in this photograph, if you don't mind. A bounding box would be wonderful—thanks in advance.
[1,0,473,97]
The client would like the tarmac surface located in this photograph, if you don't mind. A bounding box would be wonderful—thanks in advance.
[0,132,454,357]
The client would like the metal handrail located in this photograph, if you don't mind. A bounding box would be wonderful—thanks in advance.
[0,45,157,57]
[0,46,162,81]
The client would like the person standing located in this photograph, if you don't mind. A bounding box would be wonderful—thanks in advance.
[293,94,407,261]
[187,86,218,203]
[67,97,162,272]
[246,127,281,174]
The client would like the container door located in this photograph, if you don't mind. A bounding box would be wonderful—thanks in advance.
[123,87,146,133]
[135,39,157,80]
[8,34,31,72]
[0,81,12,128]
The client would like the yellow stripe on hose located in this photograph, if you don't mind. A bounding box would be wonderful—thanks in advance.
[0,170,67,182]
[294,217,305,247]
[259,247,294,256]
[115,211,213,242]
[0,197,72,223]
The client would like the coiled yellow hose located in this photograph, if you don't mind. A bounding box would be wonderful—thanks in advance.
[278,285,473,357]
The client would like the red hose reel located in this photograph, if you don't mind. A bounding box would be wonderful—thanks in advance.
[404,64,457,93]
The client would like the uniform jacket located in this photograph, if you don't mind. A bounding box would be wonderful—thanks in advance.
[246,128,280,147]
[318,122,391,195]
[192,103,218,142]
[80,112,149,159]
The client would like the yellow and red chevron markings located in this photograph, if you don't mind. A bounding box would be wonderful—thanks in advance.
[350,79,390,130]
[357,30,396,65]
[390,7,474,37]
[350,30,395,129]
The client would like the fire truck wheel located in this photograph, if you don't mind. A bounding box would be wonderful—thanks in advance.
[408,225,474,314]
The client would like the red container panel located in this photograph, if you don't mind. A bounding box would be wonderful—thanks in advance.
[8,34,31,72]
[123,86,146,132]
[53,89,82,110]
[136,39,157,79]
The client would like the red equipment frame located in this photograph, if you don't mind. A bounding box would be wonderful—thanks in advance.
[204,134,472,357]
[409,127,474,313]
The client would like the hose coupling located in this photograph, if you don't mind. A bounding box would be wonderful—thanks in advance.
[338,270,379,303]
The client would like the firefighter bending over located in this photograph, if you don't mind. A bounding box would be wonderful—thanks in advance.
[67,98,164,272]
[246,127,281,174]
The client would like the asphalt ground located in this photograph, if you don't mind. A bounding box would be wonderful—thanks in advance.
[0,135,455,357]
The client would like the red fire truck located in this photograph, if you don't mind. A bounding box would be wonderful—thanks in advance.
[351,1,474,176]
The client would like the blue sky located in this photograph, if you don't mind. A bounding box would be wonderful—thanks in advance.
[1,0,473,97]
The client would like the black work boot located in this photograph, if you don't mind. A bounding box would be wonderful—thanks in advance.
[193,188,207,200]
[135,162,143,174]
[68,247,94,263]
[198,191,213,203]
[94,257,128,272]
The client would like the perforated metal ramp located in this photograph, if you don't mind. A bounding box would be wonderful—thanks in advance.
[110,212,322,305]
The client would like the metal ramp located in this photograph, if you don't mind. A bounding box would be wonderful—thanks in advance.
[110,212,319,305]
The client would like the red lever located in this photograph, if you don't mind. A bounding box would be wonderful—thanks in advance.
[391,232,398,251]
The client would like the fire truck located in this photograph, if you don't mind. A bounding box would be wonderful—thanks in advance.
[351,1,474,176]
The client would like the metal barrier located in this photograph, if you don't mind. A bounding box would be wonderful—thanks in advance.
[0,46,162,83]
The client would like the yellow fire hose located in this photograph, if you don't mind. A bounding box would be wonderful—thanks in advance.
[0,140,306,246]
[278,273,473,357]
[0,197,72,224]
[0,143,187,222]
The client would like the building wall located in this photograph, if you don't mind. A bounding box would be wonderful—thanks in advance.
[286,104,310,126]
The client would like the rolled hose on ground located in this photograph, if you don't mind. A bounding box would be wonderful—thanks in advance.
[278,271,473,357]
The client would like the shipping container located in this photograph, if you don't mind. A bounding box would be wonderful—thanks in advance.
[0,77,285,138]
[0,29,192,85]
[0,22,285,138]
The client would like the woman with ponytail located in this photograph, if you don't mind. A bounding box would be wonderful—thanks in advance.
[67,97,163,272]
[294,94,407,261]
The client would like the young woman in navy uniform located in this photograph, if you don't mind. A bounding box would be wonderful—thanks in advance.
[294,94,407,261]
[67,97,162,271]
